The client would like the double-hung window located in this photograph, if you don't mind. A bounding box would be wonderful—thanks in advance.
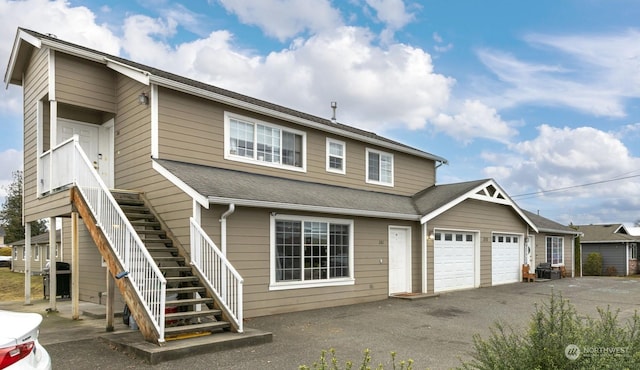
[326,138,345,174]
[630,243,637,260]
[366,148,393,186]
[546,236,564,266]
[271,215,354,290]
[225,113,305,171]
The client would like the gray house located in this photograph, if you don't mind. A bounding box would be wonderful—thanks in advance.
[576,224,639,276]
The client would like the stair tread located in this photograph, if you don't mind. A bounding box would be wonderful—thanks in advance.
[164,321,230,335]
[165,309,221,320]
[159,266,192,272]
[166,286,206,293]
[166,276,199,281]
[167,298,214,306]
[154,256,184,261]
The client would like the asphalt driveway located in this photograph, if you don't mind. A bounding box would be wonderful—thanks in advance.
[5,276,640,369]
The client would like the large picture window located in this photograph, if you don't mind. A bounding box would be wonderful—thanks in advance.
[366,148,393,186]
[225,113,305,171]
[271,215,354,289]
[546,236,564,266]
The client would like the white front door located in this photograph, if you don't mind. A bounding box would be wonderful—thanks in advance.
[389,226,411,295]
[57,119,113,187]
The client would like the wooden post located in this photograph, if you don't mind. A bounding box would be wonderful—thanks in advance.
[71,212,80,320]
[106,269,115,332]
[48,217,57,312]
[24,223,31,305]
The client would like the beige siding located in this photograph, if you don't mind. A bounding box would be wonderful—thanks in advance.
[156,88,435,196]
[426,199,528,292]
[55,53,116,113]
[200,206,422,318]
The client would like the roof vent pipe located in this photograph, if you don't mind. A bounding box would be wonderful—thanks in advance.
[331,101,337,123]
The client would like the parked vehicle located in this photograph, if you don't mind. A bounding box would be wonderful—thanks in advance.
[0,310,51,370]
[0,256,11,268]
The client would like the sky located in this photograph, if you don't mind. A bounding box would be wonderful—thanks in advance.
[1,0,639,227]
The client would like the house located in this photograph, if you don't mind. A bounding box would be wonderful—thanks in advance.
[576,224,639,276]
[522,210,580,277]
[4,28,575,344]
[9,230,64,274]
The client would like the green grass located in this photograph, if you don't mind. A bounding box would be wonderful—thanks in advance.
[0,267,43,301]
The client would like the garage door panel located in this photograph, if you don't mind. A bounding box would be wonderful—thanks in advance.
[492,234,520,285]
[434,231,475,292]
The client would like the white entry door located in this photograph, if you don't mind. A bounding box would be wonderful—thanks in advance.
[57,119,113,187]
[389,226,411,295]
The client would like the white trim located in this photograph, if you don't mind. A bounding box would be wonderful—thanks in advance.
[104,57,150,85]
[48,49,55,100]
[36,100,43,194]
[388,225,412,295]
[4,29,41,87]
[269,213,355,291]
[223,111,307,172]
[365,148,394,187]
[422,222,427,294]
[151,84,159,158]
[208,196,420,220]
[326,138,346,174]
[420,179,539,232]
[152,161,209,208]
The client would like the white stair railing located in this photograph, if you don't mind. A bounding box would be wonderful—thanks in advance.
[44,136,167,342]
[190,218,244,332]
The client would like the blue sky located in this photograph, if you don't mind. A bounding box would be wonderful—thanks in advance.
[1,0,640,226]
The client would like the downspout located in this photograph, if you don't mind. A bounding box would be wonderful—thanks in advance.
[434,160,447,183]
[219,204,235,256]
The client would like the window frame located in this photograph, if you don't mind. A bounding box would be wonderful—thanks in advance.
[224,112,307,172]
[33,246,39,261]
[326,138,346,174]
[269,214,355,290]
[546,236,564,266]
[365,148,394,187]
[630,243,637,260]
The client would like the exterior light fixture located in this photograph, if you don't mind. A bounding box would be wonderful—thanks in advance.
[138,92,149,105]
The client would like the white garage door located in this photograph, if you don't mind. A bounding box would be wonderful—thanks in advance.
[434,231,476,292]
[492,234,521,285]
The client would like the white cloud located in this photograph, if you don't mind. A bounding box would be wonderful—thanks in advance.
[364,0,415,38]
[483,125,640,223]
[477,29,640,118]
[216,0,342,41]
[432,100,517,143]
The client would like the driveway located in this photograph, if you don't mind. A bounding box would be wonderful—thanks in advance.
[5,277,640,369]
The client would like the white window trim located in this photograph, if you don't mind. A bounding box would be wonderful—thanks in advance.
[630,243,637,260]
[546,236,564,267]
[326,138,346,174]
[224,112,307,172]
[365,148,394,187]
[269,213,355,291]
[22,246,25,261]
[34,246,39,261]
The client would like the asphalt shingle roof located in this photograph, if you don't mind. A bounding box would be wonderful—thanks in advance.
[522,210,579,234]
[574,224,638,242]
[412,179,488,215]
[9,230,62,246]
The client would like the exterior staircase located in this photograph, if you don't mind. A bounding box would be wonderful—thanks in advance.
[110,190,232,339]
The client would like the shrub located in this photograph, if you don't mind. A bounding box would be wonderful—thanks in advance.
[0,247,11,256]
[459,292,640,369]
[605,266,618,276]
[583,252,603,276]
[299,348,413,370]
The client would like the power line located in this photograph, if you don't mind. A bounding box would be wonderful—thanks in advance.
[511,173,640,199]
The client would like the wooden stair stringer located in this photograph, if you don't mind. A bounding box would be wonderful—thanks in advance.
[70,187,161,344]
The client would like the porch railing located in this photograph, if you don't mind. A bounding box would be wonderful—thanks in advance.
[42,136,167,342]
[190,218,244,332]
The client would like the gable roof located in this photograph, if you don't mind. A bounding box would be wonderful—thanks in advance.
[5,28,447,165]
[574,224,639,243]
[9,230,61,246]
[522,210,580,235]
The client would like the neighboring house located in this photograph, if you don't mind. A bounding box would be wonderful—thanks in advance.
[9,230,64,274]
[4,28,573,344]
[576,224,639,276]
[523,210,580,277]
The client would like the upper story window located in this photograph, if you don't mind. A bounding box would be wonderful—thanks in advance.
[326,138,345,174]
[366,148,394,186]
[225,113,306,172]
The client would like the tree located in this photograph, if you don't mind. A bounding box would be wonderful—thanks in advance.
[0,171,47,243]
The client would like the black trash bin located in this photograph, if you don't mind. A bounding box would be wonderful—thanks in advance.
[43,261,71,299]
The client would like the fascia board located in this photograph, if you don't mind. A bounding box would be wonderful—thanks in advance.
[149,74,448,164]
[208,196,420,221]
[152,161,209,208]
[5,29,41,87]
[104,57,149,85]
